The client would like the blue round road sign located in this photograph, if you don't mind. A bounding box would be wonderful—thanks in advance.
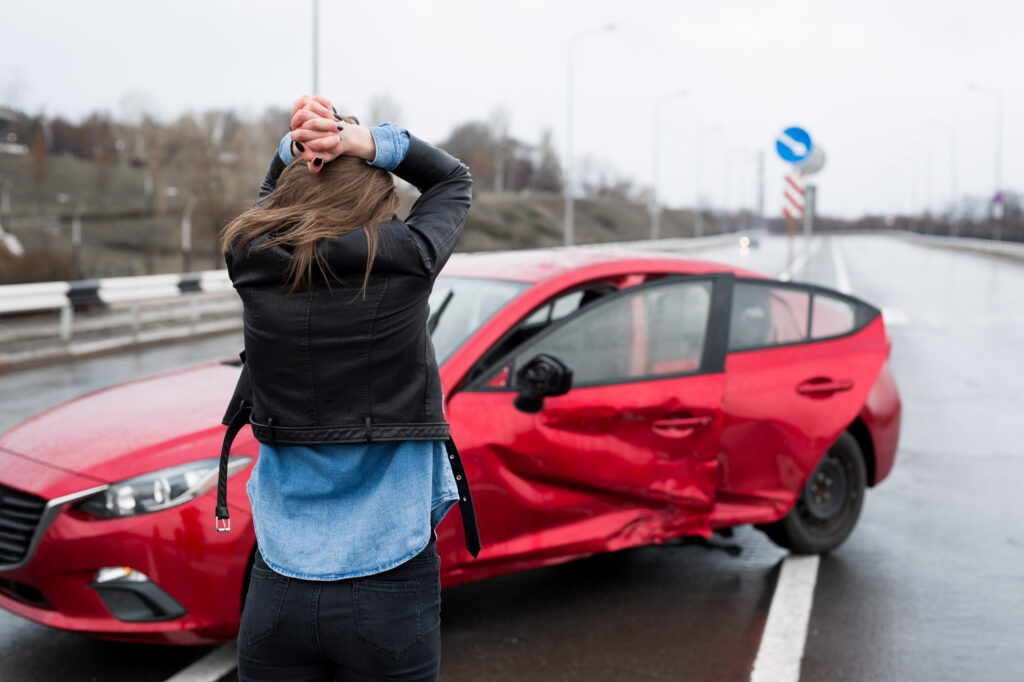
[776,126,813,164]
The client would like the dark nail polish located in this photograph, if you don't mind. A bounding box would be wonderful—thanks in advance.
[333,112,343,121]
[294,141,305,152]
[336,123,345,131]
[313,158,322,167]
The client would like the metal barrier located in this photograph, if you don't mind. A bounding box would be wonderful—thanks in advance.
[0,270,233,342]
[890,231,1024,259]
[0,237,745,344]
[7,228,1013,345]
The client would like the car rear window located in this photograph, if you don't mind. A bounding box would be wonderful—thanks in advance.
[729,283,810,351]
[811,293,858,339]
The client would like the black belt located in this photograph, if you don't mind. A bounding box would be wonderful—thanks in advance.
[443,436,481,557]
[215,405,482,558]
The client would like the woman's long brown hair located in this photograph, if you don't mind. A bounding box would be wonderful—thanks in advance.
[220,122,399,297]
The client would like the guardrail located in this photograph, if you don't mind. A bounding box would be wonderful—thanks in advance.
[0,270,234,342]
[889,231,1024,259]
[0,235,747,342]
[7,228,1013,346]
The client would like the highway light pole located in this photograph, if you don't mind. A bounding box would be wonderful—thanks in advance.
[694,126,722,238]
[910,142,933,217]
[564,23,616,247]
[928,121,958,212]
[969,83,1004,237]
[312,0,320,94]
[650,90,687,241]
[181,196,197,273]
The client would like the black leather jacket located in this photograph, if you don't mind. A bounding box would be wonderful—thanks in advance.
[222,133,472,445]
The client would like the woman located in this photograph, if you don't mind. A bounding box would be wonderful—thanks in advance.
[217,95,479,682]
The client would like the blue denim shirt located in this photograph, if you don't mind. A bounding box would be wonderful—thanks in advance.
[249,124,457,580]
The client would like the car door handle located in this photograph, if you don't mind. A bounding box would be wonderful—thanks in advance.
[796,378,854,395]
[652,417,712,429]
[651,417,712,438]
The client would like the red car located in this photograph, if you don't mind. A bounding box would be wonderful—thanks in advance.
[0,248,900,644]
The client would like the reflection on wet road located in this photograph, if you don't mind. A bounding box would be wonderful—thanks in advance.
[0,233,1021,681]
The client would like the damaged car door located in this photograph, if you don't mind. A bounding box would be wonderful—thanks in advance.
[446,274,734,564]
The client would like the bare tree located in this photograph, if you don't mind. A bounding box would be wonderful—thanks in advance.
[532,130,562,193]
[440,122,496,189]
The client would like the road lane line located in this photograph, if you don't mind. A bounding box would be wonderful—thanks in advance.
[830,237,851,294]
[778,236,823,281]
[163,642,237,682]
[749,555,820,682]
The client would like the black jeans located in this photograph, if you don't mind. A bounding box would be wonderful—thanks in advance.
[237,539,441,682]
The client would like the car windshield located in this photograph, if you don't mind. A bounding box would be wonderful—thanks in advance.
[428,276,529,363]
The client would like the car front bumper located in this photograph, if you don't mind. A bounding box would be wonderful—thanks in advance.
[0,456,255,645]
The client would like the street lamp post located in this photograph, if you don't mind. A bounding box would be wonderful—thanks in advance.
[724,145,755,234]
[181,196,197,273]
[312,0,320,94]
[564,23,616,247]
[694,126,722,238]
[71,202,85,273]
[929,120,958,235]
[909,142,934,219]
[650,90,687,240]
[969,83,1005,238]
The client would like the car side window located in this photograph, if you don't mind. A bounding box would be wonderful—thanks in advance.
[509,279,713,388]
[811,293,857,339]
[728,282,810,351]
[469,284,617,384]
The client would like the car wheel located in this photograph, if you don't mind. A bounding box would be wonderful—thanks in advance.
[759,431,867,554]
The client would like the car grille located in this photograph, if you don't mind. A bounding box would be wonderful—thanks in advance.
[0,484,47,566]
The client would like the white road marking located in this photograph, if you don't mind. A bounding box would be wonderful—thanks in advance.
[750,555,821,682]
[162,642,237,682]
[778,236,823,281]
[830,237,851,294]
[163,232,826,682]
[881,307,912,327]
[778,132,809,157]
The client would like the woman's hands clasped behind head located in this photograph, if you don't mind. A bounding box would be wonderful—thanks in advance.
[288,95,377,174]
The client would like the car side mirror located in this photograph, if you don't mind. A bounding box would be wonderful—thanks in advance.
[513,354,573,414]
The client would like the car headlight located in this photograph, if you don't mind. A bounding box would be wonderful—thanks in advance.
[77,456,252,518]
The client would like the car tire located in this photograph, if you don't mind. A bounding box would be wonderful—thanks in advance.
[758,431,867,554]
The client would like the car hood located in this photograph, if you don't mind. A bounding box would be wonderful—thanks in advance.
[0,362,243,484]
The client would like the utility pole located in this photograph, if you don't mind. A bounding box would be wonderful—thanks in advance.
[312,0,320,94]
[0,178,10,217]
[693,126,722,238]
[72,202,85,276]
[564,24,616,247]
[757,150,765,232]
[930,120,958,236]
[650,90,687,241]
[969,83,1004,239]
[181,196,197,273]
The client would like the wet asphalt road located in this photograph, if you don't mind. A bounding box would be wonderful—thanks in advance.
[0,232,1021,682]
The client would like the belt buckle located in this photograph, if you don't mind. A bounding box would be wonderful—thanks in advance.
[216,517,231,533]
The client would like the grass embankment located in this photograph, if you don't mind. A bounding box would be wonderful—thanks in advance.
[1,154,714,283]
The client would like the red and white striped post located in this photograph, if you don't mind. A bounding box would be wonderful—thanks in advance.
[783,170,805,277]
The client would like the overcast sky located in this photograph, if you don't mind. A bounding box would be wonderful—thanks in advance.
[1,0,1019,219]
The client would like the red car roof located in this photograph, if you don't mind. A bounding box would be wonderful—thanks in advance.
[440,246,769,283]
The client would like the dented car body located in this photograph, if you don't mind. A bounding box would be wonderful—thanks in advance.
[0,248,900,644]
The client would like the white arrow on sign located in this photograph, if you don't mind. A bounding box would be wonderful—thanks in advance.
[778,132,809,157]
